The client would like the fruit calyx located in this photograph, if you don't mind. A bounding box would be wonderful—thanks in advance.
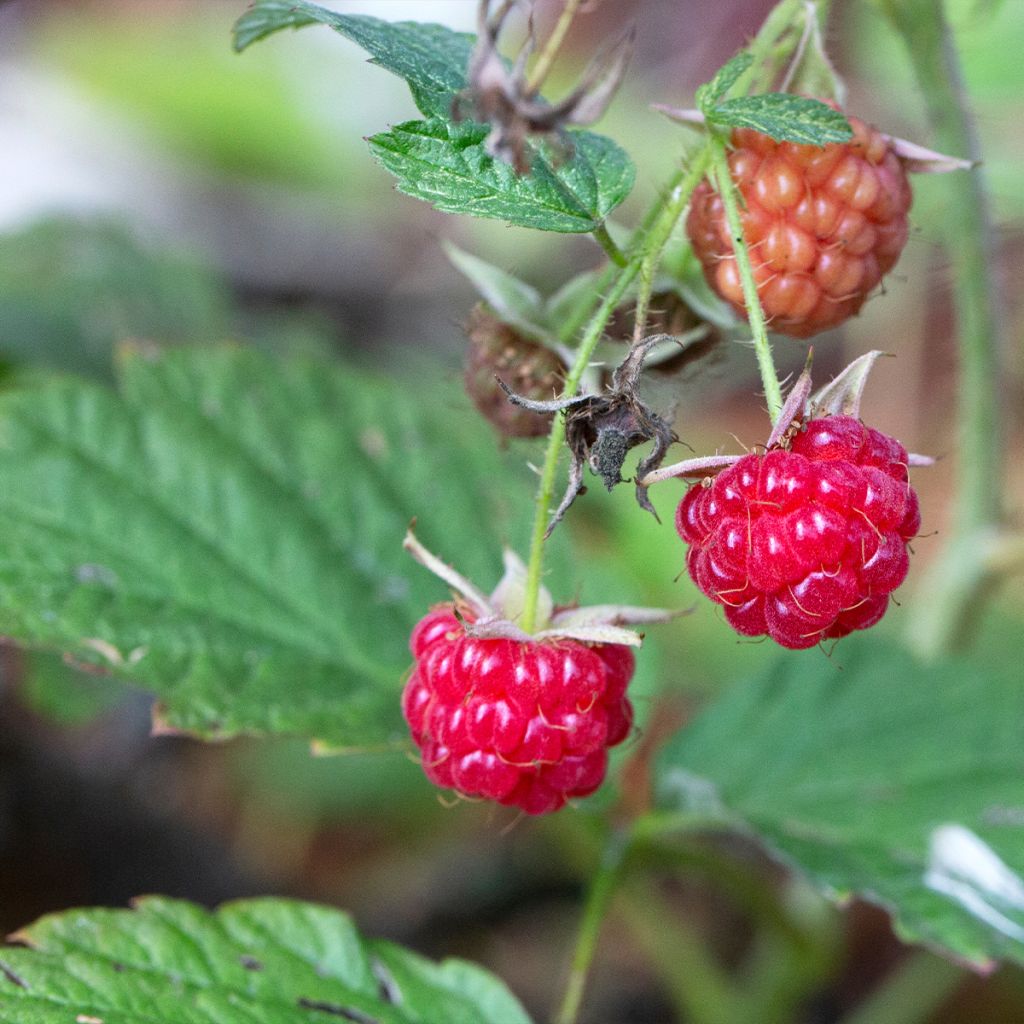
[403,525,680,647]
[641,351,934,488]
[653,105,974,175]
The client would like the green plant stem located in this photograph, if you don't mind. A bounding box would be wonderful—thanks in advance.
[619,881,737,1024]
[520,147,713,632]
[554,829,632,1024]
[592,223,628,267]
[878,0,1006,654]
[708,135,783,423]
[526,0,585,95]
[840,951,963,1024]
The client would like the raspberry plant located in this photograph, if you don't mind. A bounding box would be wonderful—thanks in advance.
[0,1,1019,1022]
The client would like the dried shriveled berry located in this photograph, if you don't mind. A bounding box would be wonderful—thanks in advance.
[403,608,635,814]
[464,304,563,438]
[686,113,913,338]
[676,415,919,649]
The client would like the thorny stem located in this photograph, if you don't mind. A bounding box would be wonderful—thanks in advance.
[525,0,586,95]
[708,134,784,422]
[878,0,1007,655]
[520,147,713,633]
[554,829,632,1024]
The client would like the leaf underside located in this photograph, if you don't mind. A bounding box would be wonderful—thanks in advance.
[0,897,533,1024]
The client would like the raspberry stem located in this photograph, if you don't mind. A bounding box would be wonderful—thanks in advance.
[880,0,1007,655]
[554,829,632,1024]
[525,0,586,95]
[592,222,628,267]
[520,147,714,633]
[708,135,785,423]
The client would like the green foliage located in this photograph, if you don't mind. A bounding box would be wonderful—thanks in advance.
[233,0,474,119]
[656,631,1024,967]
[369,120,634,233]
[0,346,536,746]
[695,44,851,146]
[0,897,533,1023]
[708,93,853,145]
[695,53,754,110]
[17,651,127,726]
[442,240,551,342]
[0,219,231,378]
[234,1,635,232]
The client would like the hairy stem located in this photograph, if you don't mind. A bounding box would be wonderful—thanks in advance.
[709,135,784,422]
[878,0,1006,654]
[526,0,585,94]
[520,147,713,632]
[554,829,631,1024]
[592,222,628,267]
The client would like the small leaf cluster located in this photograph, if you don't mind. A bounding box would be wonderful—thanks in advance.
[234,0,634,232]
[697,51,853,146]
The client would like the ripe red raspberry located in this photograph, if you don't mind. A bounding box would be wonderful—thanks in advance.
[402,608,636,815]
[686,114,913,338]
[676,415,920,649]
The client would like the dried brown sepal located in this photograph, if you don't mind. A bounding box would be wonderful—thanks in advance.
[500,334,678,535]
[464,305,564,438]
[455,0,634,174]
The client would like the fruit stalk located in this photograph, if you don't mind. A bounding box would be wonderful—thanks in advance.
[708,135,785,423]
[525,0,587,94]
[521,147,713,633]
[554,828,632,1024]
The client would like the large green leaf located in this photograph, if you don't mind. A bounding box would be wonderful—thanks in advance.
[0,346,530,746]
[369,118,634,233]
[656,632,1024,968]
[233,0,474,119]
[233,1,635,232]
[0,897,533,1023]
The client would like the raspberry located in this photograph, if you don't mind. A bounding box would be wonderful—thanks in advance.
[686,113,913,338]
[464,305,564,438]
[676,415,919,649]
[403,608,636,814]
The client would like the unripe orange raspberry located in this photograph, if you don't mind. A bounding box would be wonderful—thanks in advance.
[686,113,913,338]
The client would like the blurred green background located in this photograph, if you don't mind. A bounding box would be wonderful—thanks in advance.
[0,1,1021,1021]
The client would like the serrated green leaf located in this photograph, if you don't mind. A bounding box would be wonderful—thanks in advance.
[234,1,634,231]
[709,94,852,145]
[656,632,1024,967]
[442,241,551,341]
[0,897,533,1024]
[233,0,473,119]
[695,52,754,113]
[369,118,635,233]
[17,651,127,726]
[0,346,532,746]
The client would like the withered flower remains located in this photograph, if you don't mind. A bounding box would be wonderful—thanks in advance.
[499,335,678,536]
[456,0,634,174]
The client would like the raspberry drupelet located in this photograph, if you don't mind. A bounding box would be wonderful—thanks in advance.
[403,609,636,815]
[687,114,913,338]
[676,415,920,649]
